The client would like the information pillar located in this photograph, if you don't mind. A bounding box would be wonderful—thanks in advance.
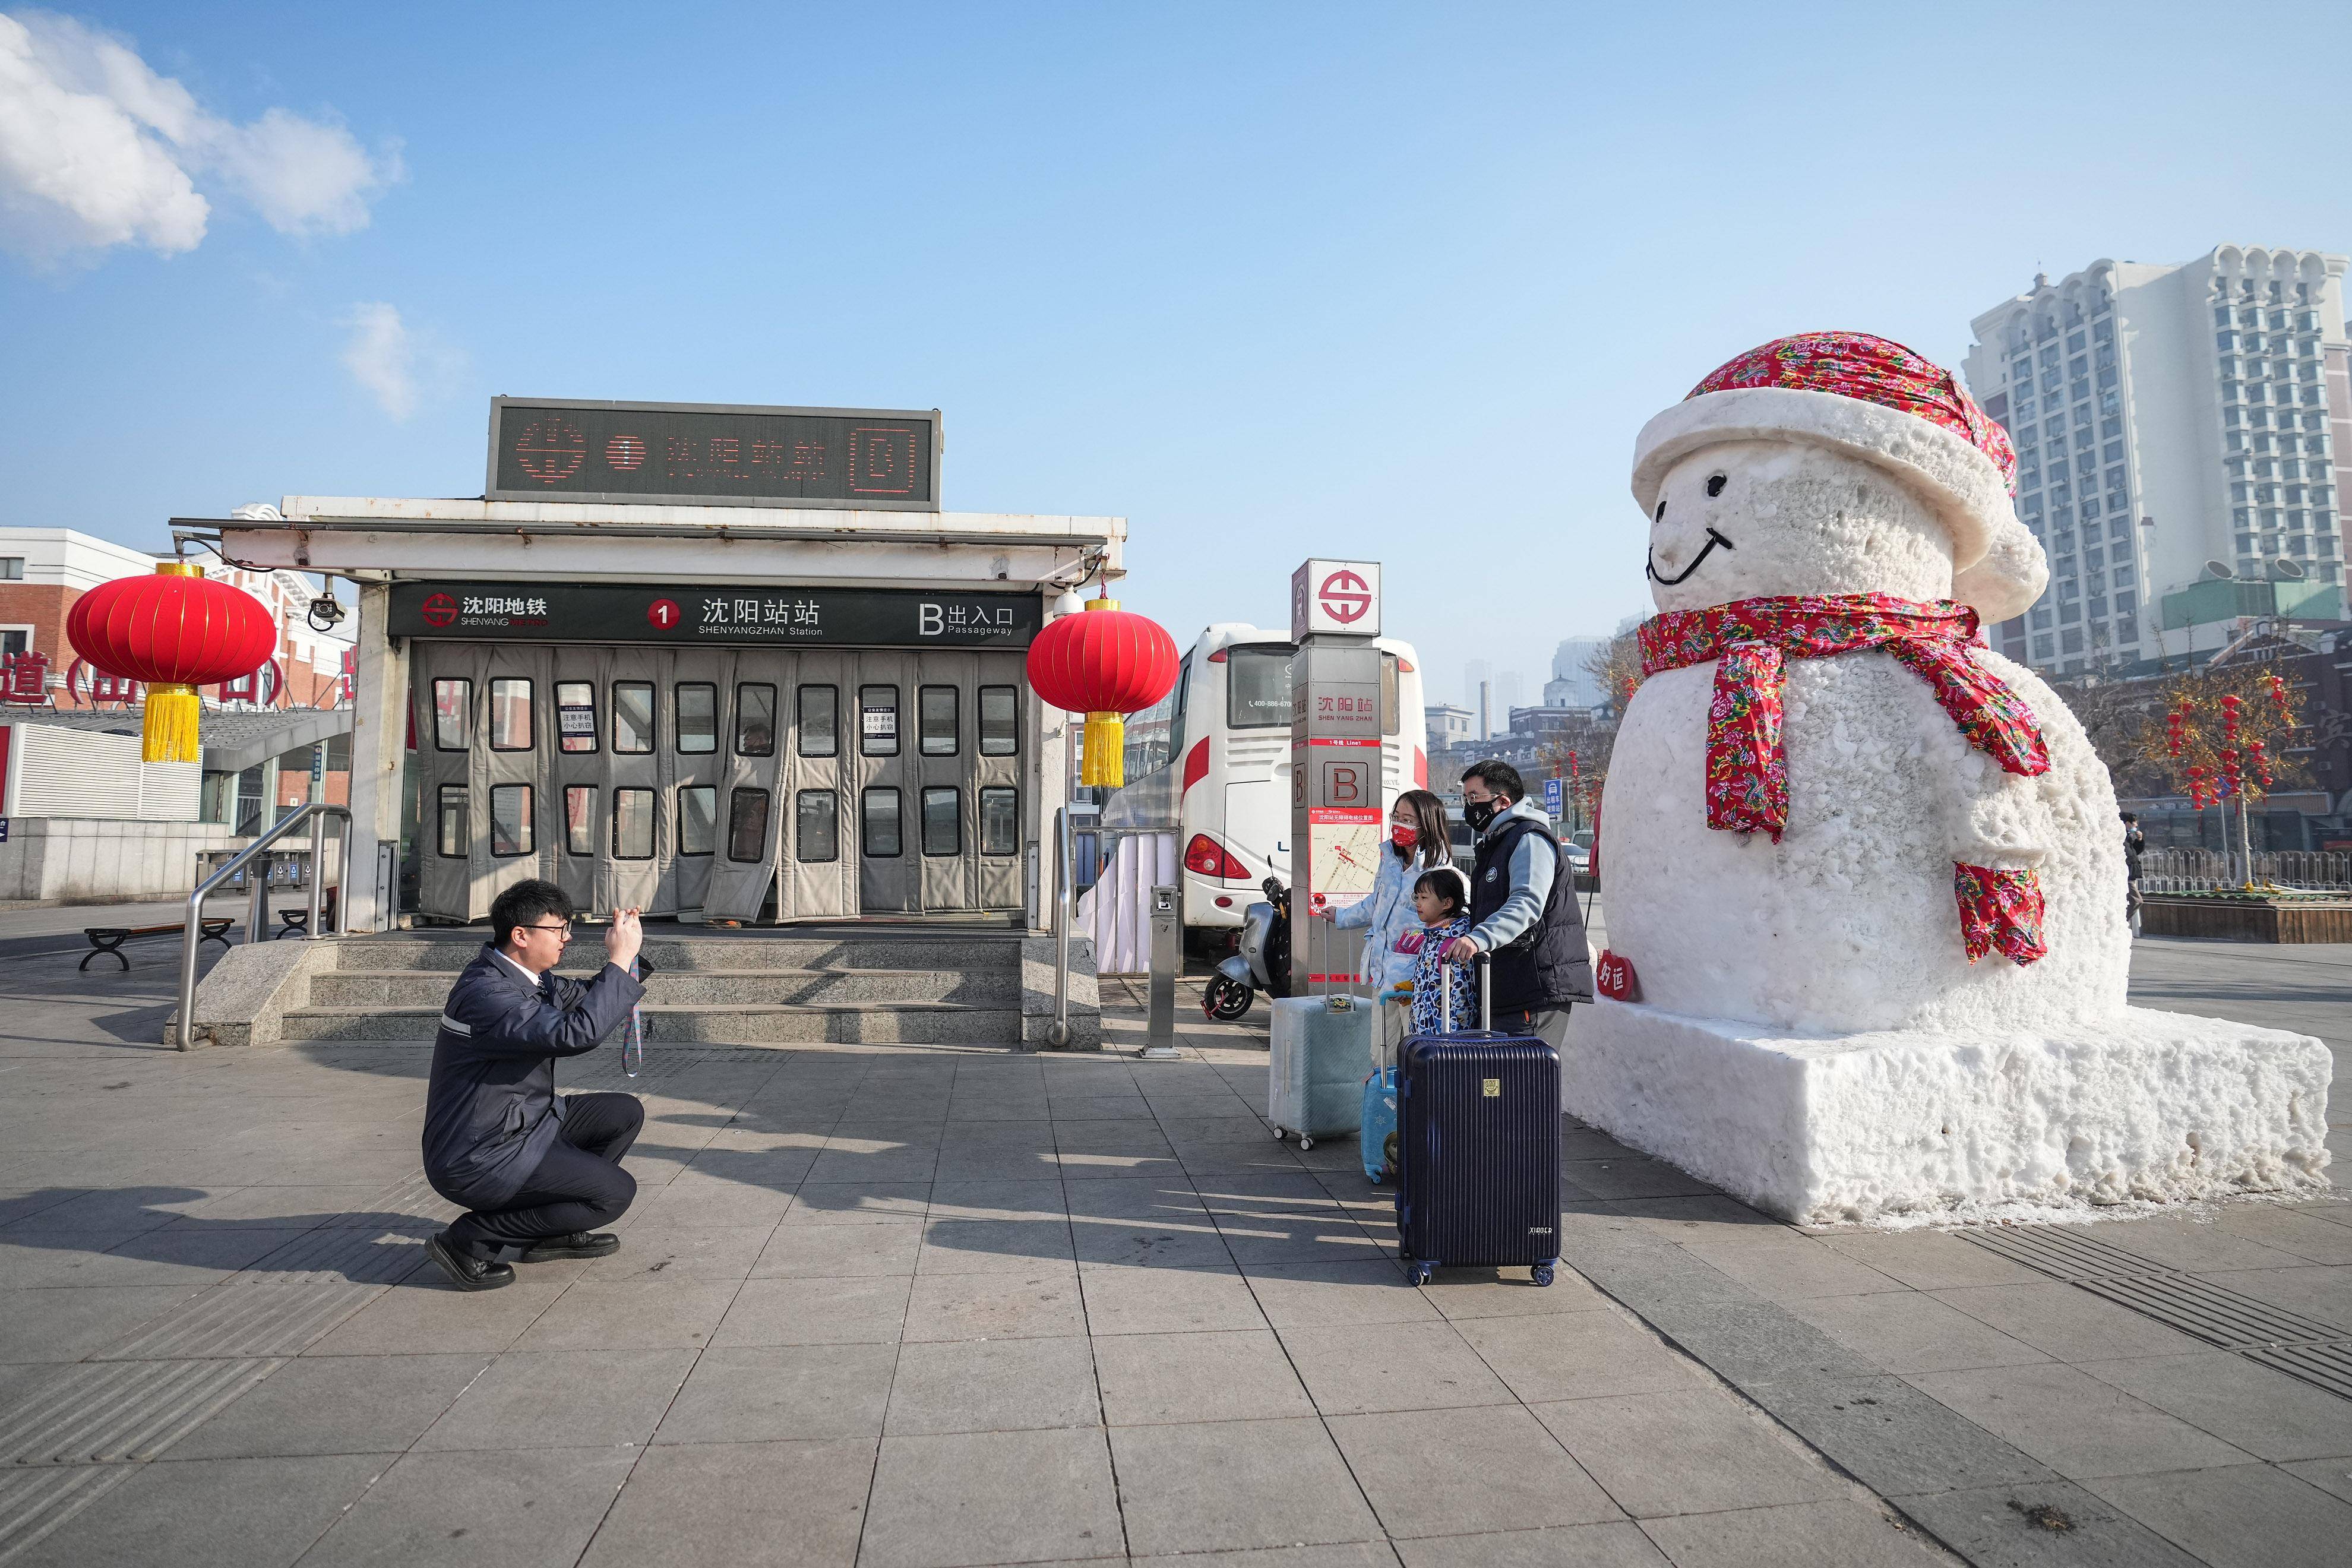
[1288,558,1385,997]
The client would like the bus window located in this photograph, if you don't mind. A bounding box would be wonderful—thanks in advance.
[1123,656,1184,780]
[1226,646,1295,730]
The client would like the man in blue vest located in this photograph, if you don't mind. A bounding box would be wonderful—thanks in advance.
[1443,760,1594,1039]
[421,880,647,1291]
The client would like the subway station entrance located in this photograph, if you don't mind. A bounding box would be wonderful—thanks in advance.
[394,580,1042,924]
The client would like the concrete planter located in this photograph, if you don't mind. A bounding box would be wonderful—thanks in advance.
[2141,893,2352,944]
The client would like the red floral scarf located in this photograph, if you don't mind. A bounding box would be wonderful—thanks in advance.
[1637,593,2051,966]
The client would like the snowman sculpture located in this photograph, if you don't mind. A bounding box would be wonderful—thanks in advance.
[1577,332,2331,1225]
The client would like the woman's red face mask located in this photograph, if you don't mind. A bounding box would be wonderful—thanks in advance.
[1390,825,1418,848]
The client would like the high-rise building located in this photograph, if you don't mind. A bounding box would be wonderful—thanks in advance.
[1961,245,2349,676]
[1542,637,1607,709]
[1496,670,1523,715]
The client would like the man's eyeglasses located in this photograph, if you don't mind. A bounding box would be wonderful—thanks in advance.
[519,922,574,940]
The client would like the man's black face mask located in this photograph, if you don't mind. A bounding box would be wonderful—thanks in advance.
[1463,797,1500,832]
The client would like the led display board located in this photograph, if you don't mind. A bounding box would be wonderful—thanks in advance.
[485,399,940,511]
[389,581,1036,648]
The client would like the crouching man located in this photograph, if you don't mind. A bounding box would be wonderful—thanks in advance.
[421,879,648,1291]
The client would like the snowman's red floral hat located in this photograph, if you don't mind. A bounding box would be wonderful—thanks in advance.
[1632,332,2044,618]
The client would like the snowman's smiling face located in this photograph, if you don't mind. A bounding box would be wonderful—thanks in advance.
[1646,439,1956,614]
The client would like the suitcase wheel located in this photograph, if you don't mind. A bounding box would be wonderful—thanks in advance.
[1532,1263,1556,1288]
[1298,1136,1314,1152]
[1407,1261,1434,1287]
[1270,1126,1286,1142]
[1367,1172,1383,1186]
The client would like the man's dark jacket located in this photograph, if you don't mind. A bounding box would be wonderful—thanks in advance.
[421,946,644,1209]
[1469,815,1595,1014]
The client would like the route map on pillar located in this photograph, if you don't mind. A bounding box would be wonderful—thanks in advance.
[1305,807,1382,915]
[486,399,941,511]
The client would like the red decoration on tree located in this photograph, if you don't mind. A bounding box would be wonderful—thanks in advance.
[66,563,277,761]
[1025,595,1180,788]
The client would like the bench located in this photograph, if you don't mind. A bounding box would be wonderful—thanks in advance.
[82,919,236,971]
[275,887,340,938]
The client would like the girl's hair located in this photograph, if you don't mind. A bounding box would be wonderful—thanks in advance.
[1390,789,1452,867]
[1414,867,1466,918]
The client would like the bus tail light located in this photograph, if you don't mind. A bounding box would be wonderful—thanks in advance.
[1184,833,1247,880]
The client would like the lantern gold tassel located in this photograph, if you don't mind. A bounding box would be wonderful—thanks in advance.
[1082,712,1124,788]
[143,682,201,764]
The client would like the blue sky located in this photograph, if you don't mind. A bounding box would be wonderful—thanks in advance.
[4,2,2347,707]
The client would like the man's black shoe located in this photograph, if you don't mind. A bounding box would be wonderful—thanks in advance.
[425,1231,514,1291]
[520,1231,621,1262]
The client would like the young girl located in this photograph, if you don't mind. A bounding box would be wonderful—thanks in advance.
[1406,867,1479,1036]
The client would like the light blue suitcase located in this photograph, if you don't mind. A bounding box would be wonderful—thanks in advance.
[1269,995,1370,1149]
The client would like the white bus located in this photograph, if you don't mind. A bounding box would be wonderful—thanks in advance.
[1109,622,1427,950]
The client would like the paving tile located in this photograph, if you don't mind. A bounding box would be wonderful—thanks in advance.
[0,1227,286,1288]
[1243,1257,1444,1329]
[885,1335,1101,1434]
[1281,1319,1515,1415]
[511,1278,738,1351]
[577,1437,876,1567]
[1633,1297,1881,1385]
[1814,1228,2044,1291]
[2101,1459,2352,1560]
[1637,1498,1950,1566]
[172,1184,393,1228]
[1112,1416,1382,1557]
[0,1284,205,1362]
[574,1224,773,1282]
[1888,1477,2209,1567]
[304,1281,568,1356]
[1414,1260,1612,1320]
[1675,1237,1904,1303]
[2095,1213,2318,1273]
[1395,1524,1665,1566]
[167,1351,492,1459]
[1905,1361,2258,1480]
[1455,1310,1704,1403]
[1331,1402,1621,1537]
[751,1217,924,1278]
[905,1263,1088,1342]
[2076,1351,2352,1462]
[926,1178,1067,1219]
[1532,1388,1845,1518]
[299,1444,640,1567]
[862,1425,1123,1567]
[7,1452,385,1568]
[2212,1203,2352,1265]
[2280,1456,2352,1506]
[625,1173,796,1229]
[917,1215,1077,1273]
[655,1342,896,1443]
[1734,1372,2053,1497]
[711,1273,909,1346]
[777,1181,932,1224]
[1782,1289,2052,1374]
[1079,1260,1267,1336]
[1560,1159,1717,1201]
[1095,1328,1315,1424]
[1927,1281,2208,1362]
[416,1346,695,1450]
[2193,1264,2352,1330]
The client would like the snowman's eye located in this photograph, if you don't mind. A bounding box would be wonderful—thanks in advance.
[1706,473,1727,497]
[1654,500,1666,523]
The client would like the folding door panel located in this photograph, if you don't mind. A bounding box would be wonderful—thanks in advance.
[666,647,728,915]
[780,652,853,920]
[600,647,665,915]
[704,652,786,922]
[915,653,973,911]
[471,644,551,918]
[412,642,483,922]
[852,653,918,914]
[972,652,1027,911]
[549,647,609,915]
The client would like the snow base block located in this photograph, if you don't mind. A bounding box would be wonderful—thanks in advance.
[1564,1000,2333,1226]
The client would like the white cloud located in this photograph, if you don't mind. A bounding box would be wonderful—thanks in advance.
[340,301,416,419]
[0,10,398,263]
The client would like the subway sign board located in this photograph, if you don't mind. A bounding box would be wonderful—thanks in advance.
[390,582,1038,647]
[486,399,940,511]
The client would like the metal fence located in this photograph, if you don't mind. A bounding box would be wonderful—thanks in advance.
[2139,848,2352,893]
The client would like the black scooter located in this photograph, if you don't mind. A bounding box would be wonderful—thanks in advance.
[1202,875,1291,1022]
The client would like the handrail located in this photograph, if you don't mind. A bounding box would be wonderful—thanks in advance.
[176,803,350,1051]
[1045,806,1073,1048]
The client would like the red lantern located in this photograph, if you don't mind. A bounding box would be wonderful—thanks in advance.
[67,562,277,761]
[1025,595,1179,788]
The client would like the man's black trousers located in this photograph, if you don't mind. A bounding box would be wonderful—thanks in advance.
[448,1092,643,1258]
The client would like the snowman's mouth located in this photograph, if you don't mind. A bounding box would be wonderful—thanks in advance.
[1647,527,1734,586]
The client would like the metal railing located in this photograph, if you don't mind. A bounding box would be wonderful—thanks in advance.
[1045,806,1074,1048]
[175,803,350,1051]
[2139,847,2352,894]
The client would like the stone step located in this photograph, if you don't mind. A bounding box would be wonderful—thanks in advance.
[309,967,1018,1009]
[336,935,1019,974]
[280,1003,1028,1047]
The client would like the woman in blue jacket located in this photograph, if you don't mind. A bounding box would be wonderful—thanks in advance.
[1318,789,1461,1056]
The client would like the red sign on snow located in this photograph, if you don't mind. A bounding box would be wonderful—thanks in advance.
[1595,950,1640,1003]
[1318,570,1372,624]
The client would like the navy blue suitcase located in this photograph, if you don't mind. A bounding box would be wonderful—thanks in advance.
[1394,955,1561,1287]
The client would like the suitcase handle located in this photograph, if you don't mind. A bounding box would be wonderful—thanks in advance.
[1436,943,1491,1036]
